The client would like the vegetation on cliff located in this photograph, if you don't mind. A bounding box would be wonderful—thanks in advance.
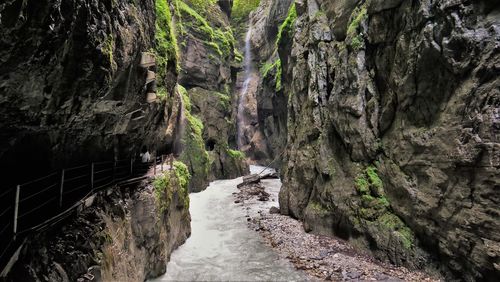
[155,0,180,80]
[276,3,297,47]
[176,0,236,59]
[231,0,260,24]
[231,0,260,37]
[354,165,414,249]
[261,58,282,91]
[178,85,211,192]
[154,160,191,211]
[346,4,367,50]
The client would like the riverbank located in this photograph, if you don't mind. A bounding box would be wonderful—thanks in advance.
[234,169,441,281]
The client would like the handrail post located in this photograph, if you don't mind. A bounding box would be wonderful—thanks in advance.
[91,163,94,190]
[59,169,65,208]
[153,153,157,176]
[130,158,133,176]
[13,185,20,240]
[113,161,116,182]
[161,155,164,172]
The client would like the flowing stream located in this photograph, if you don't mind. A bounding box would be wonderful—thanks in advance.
[150,166,306,281]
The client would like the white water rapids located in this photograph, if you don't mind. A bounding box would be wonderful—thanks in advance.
[150,166,306,281]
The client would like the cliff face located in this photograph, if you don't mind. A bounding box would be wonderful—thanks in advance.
[234,0,293,164]
[0,0,192,278]
[0,0,182,187]
[173,0,249,191]
[7,172,190,281]
[274,0,499,280]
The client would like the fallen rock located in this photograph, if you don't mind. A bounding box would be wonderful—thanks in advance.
[269,207,280,214]
[237,174,261,188]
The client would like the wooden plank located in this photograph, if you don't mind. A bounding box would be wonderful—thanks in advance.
[139,52,155,68]
[146,70,156,84]
[59,169,65,208]
[13,185,20,240]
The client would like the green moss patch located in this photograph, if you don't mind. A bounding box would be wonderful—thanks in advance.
[214,92,231,111]
[153,172,173,212]
[276,3,297,47]
[176,0,235,59]
[153,160,191,212]
[307,200,332,215]
[178,85,211,189]
[227,149,245,160]
[354,163,415,249]
[155,0,180,76]
[260,58,282,91]
[377,213,415,249]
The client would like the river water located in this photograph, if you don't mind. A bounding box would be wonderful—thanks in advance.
[150,166,307,281]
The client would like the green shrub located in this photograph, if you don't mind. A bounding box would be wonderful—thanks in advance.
[351,34,363,50]
[377,213,414,249]
[346,4,367,50]
[231,0,260,23]
[177,0,235,58]
[153,172,173,212]
[347,5,367,37]
[227,149,245,159]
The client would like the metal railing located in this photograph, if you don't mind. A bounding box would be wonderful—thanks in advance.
[0,153,173,272]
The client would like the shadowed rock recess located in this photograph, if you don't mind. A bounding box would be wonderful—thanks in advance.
[0,0,499,281]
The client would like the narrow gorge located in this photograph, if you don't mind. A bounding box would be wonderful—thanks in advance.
[0,0,498,281]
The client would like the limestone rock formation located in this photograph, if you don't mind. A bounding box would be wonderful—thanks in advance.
[173,0,249,191]
[0,0,190,278]
[0,0,180,188]
[233,0,294,164]
[275,0,499,280]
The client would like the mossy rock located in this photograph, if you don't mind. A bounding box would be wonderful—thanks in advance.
[178,85,211,192]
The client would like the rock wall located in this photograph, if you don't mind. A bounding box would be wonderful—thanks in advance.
[0,0,182,188]
[276,0,499,281]
[6,174,191,281]
[0,0,193,279]
[173,0,249,191]
[234,0,293,164]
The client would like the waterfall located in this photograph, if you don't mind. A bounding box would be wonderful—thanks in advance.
[237,26,254,150]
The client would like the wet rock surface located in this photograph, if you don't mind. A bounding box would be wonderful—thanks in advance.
[174,1,248,192]
[273,0,500,280]
[235,0,294,164]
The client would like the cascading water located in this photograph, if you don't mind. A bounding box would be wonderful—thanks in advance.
[236,26,254,150]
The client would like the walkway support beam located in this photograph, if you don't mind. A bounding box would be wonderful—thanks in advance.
[13,185,20,240]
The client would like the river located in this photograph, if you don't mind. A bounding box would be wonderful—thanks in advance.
[150,166,307,281]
